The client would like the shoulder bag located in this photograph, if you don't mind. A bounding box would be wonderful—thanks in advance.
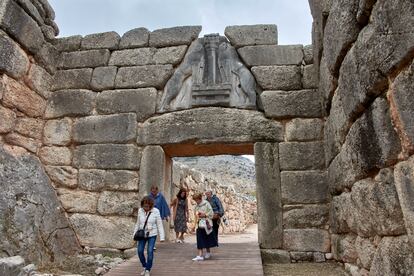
[134,212,151,241]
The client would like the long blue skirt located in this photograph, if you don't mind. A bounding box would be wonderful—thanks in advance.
[196,228,218,249]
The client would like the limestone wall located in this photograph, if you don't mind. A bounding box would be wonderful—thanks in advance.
[309,0,414,274]
[0,0,81,267]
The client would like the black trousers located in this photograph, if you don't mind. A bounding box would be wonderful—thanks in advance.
[212,218,220,243]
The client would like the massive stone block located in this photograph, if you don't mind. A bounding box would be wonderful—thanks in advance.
[303,44,313,65]
[139,146,169,198]
[78,169,139,191]
[52,68,93,91]
[330,168,406,236]
[45,165,78,188]
[53,35,82,52]
[97,191,139,216]
[73,144,141,169]
[137,108,283,145]
[4,133,40,153]
[302,64,318,89]
[394,156,414,247]
[96,88,157,121]
[0,106,16,133]
[261,90,322,118]
[285,118,324,142]
[0,147,80,265]
[2,75,46,117]
[26,63,53,98]
[354,236,376,269]
[0,0,44,53]
[283,229,330,252]
[115,65,174,89]
[109,46,187,66]
[149,26,201,47]
[389,62,414,150]
[59,49,110,69]
[328,98,401,193]
[224,25,277,48]
[254,143,282,248]
[39,146,72,166]
[119,27,149,49]
[35,42,59,74]
[251,66,301,90]
[238,45,303,66]
[73,113,137,144]
[90,66,117,91]
[331,234,358,263]
[81,31,120,50]
[43,118,72,146]
[279,142,325,170]
[69,214,135,249]
[370,236,414,276]
[45,89,96,118]
[283,204,328,228]
[281,171,328,204]
[57,188,98,214]
[14,117,43,139]
[0,30,29,79]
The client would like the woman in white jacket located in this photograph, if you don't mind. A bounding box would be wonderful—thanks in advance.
[133,196,165,276]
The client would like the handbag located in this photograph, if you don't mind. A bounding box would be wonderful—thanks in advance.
[134,211,151,241]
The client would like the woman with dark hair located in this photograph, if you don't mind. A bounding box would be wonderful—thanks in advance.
[133,196,165,276]
[170,188,189,243]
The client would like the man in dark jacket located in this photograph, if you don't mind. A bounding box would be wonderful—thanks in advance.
[205,190,224,243]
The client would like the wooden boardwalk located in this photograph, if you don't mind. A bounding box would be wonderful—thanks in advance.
[106,242,264,276]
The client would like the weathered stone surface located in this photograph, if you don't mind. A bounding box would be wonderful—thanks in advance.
[78,169,139,191]
[53,35,82,52]
[43,118,72,146]
[45,89,96,118]
[149,26,201,47]
[39,146,72,165]
[252,66,301,90]
[109,46,187,66]
[331,234,358,263]
[139,146,169,198]
[91,66,117,91]
[394,156,414,247]
[34,42,59,74]
[238,45,303,66]
[319,54,337,111]
[370,236,414,276]
[355,236,376,269]
[283,229,330,252]
[328,98,401,193]
[73,113,137,144]
[261,249,290,264]
[281,171,328,204]
[4,133,40,153]
[0,106,16,133]
[15,0,44,25]
[120,27,149,49]
[14,118,43,139]
[0,256,25,276]
[52,68,93,91]
[289,251,314,262]
[60,49,110,69]
[114,65,174,89]
[96,89,155,122]
[279,142,325,170]
[57,188,98,213]
[25,63,52,98]
[390,62,414,150]
[261,90,322,118]
[330,168,406,236]
[0,30,29,79]
[45,166,78,188]
[255,143,282,248]
[97,191,139,216]
[224,25,277,48]
[73,144,141,169]
[69,214,135,249]
[0,147,81,265]
[303,45,313,65]
[286,118,323,141]
[302,64,318,89]
[2,75,46,117]
[0,0,44,53]
[81,32,120,50]
[137,108,283,145]
[283,204,328,228]
[323,0,359,74]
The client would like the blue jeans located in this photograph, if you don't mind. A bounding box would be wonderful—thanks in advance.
[137,236,157,271]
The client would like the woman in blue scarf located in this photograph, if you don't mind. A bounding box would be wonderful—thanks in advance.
[148,185,171,221]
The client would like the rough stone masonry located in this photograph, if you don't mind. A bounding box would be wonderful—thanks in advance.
[0,0,413,275]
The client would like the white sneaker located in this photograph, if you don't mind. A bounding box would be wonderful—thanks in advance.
[140,268,146,275]
[192,255,204,261]
[144,270,150,276]
[204,253,211,259]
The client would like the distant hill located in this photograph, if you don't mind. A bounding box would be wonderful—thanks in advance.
[173,155,256,196]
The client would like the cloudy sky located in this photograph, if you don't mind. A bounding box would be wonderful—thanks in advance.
[48,0,313,45]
